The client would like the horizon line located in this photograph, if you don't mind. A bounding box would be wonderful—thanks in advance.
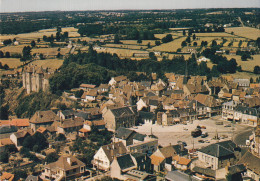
[1,7,259,14]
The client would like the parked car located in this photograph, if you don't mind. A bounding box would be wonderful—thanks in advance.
[198,140,204,143]
[191,129,202,137]
[224,124,231,127]
[201,126,206,129]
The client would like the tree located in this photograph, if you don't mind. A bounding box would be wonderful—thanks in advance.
[45,152,59,163]
[147,42,151,48]
[37,38,41,43]
[238,40,242,47]
[43,35,47,41]
[75,89,84,98]
[114,34,120,44]
[3,39,12,46]
[193,42,197,46]
[155,40,161,46]
[241,54,248,61]
[193,34,196,40]
[55,133,66,141]
[31,40,36,47]
[186,36,191,44]
[181,41,187,47]
[253,66,260,74]
[3,64,9,70]
[149,52,157,61]
[0,51,4,58]
[137,39,142,44]
[256,37,260,48]
[13,170,27,181]
[162,34,173,43]
[0,151,9,163]
[57,52,61,58]
[211,40,217,47]
[5,51,10,58]
[183,30,186,36]
[39,53,44,60]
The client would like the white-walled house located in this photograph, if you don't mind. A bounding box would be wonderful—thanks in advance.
[92,142,127,171]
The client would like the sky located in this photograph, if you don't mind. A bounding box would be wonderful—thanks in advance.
[0,0,259,13]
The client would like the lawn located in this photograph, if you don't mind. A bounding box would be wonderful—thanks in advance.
[0,58,23,68]
[225,27,260,40]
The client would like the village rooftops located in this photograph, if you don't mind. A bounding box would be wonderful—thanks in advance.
[58,117,84,129]
[30,110,59,124]
[44,156,85,171]
[0,172,15,181]
[237,151,260,175]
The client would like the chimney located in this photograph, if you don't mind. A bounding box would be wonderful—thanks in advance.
[180,143,184,152]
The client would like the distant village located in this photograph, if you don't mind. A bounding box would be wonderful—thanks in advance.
[0,63,259,181]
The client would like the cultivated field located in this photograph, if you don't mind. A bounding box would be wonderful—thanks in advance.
[0,45,25,54]
[29,59,64,70]
[120,40,156,46]
[31,47,70,56]
[148,37,187,52]
[0,58,23,68]
[225,27,260,40]
[195,32,235,37]
[103,43,147,50]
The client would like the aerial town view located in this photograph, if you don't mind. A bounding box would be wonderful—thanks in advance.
[0,0,259,180]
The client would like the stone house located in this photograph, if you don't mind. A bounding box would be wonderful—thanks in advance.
[157,110,180,126]
[222,101,239,121]
[103,107,136,132]
[29,110,59,132]
[172,155,191,171]
[57,117,84,135]
[57,109,75,120]
[81,89,98,102]
[196,140,241,170]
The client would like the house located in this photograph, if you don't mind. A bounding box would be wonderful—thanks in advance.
[83,120,105,131]
[183,84,209,97]
[138,111,155,125]
[103,107,136,132]
[237,151,260,181]
[196,140,241,170]
[157,110,180,126]
[41,156,86,181]
[110,154,137,180]
[79,83,96,91]
[57,117,84,135]
[30,110,59,132]
[233,106,259,126]
[92,142,127,171]
[11,119,30,128]
[98,84,109,93]
[81,90,98,102]
[127,136,158,155]
[192,94,222,117]
[124,170,156,181]
[172,155,191,171]
[57,109,75,120]
[136,98,159,112]
[234,79,250,88]
[222,101,239,121]
[150,144,188,172]
[109,75,128,86]
[0,138,14,153]
[114,127,137,146]
[25,175,43,181]
[0,172,15,181]
[10,130,32,148]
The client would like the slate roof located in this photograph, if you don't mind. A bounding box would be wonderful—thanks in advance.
[228,164,246,175]
[125,170,156,181]
[146,92,156,97]
[166,170,201,181]
[237,151,260,175]
[117,154,136,171]
[102,142,128,162]
[25,175,42,181]
[133,133,146,141]
[0,125,18,134]
[138,111,155,120]
[194,94,220,107]
[193,166,216,177]
[115,127,136,139]
[75,111,90,120]
[60,109,75,117]
[110,107,134,118]
[149,99,158,106]
[198,140,239,158]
